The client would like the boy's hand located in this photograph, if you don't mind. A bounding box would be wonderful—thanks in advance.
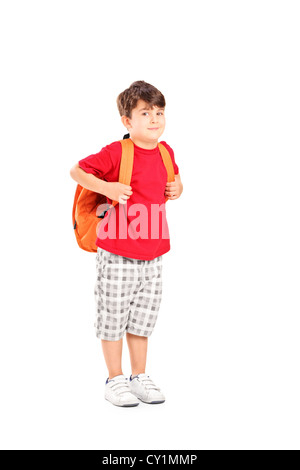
[105,182,133,204]
[164,174,183,200]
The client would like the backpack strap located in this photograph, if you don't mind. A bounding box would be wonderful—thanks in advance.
[108,138,135,207]
[119,138,135,185]
[158,142,175,202]
[158,142,175,182]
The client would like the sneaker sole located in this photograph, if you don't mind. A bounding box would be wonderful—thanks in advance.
[105,398,139,407]
[138,398,165,404]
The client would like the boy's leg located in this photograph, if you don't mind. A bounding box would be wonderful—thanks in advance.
[101,338,124,379]
[126,332,165,404]
[126,332,148,376]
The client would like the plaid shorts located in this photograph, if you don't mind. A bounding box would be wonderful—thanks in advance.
[94,247,163,341]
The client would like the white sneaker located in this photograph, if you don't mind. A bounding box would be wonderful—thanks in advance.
[105,375,140,407]
[129,373,165,404]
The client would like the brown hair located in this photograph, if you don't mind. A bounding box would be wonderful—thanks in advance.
[116,80,166,119]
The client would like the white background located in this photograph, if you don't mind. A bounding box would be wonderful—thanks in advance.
[0,0,299,450]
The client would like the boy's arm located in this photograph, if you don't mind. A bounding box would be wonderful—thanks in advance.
[175,173,183,197]
[165,172,183,200]
[175,173,182,186]
[70,163,109,195]
[70,163,133,204]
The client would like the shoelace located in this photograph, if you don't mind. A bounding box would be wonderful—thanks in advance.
[135,375,160,391]
[109,378,131,396]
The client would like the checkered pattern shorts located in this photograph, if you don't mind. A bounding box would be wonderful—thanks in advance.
[94,247,163,341]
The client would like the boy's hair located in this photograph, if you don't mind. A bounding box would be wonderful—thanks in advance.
[117,80,166,119]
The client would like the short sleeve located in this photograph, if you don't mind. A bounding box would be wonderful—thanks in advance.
[78,145,114,180]
[160,141,179,175]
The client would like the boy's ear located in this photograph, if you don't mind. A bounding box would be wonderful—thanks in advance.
[121,115,131,129]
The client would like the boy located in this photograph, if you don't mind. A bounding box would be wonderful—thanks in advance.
[70,81,183,407]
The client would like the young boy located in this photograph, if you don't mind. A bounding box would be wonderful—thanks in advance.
[70,81,183,407]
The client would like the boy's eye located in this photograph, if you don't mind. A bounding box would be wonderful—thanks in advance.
[142,112,164,116]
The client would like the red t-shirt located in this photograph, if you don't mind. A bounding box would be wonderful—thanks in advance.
[78,140,179,260]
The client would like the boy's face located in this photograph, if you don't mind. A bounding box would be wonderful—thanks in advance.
[122,99,166,148]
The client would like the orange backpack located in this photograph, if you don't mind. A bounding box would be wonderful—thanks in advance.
[72,137,175,253]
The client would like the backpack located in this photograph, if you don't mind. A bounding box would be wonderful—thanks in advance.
[72,137,175,253]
